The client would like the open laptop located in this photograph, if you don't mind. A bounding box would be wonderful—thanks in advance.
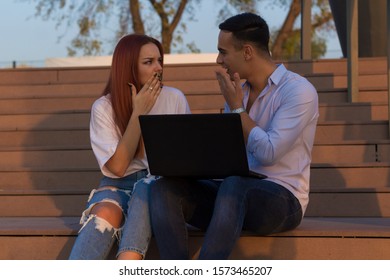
[139,113,267,179]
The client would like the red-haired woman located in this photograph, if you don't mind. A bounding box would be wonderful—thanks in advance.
[69,34,190,260]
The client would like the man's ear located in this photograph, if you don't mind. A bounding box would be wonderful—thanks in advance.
[243,44,253,61]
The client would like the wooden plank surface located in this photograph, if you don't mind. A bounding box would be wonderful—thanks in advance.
[1,217,390,260]
[1,217,389,237]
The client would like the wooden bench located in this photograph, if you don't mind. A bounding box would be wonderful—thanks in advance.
[1,57,390,259]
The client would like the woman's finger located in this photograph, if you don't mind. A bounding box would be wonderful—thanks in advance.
[148,74,161,92]
[128,83,136,103]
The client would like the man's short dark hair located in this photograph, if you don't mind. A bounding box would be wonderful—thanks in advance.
[218,12,270,54]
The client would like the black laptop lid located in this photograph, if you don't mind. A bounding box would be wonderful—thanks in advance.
[139,113,250,179]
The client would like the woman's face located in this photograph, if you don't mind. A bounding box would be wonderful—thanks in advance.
[138,43,163,86]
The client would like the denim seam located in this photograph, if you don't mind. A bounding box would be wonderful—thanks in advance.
[116,247,147,260]
[270,208,302,234]
[179,197,189,253]
[235,187,250,241]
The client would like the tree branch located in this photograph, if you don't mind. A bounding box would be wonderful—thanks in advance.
[169,0,188,34]
[130,0,145,34]
[271,0,301,59]
[149,0,189,53]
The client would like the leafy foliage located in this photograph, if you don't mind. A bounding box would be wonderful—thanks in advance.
[25,0,334,59]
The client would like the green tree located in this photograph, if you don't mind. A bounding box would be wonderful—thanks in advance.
[30,0,199,55]
[217,0,334,59]
[26,0,333,59]
[269,0,334,59]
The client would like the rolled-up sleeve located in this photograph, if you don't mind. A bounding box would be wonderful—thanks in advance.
[247,126,269,159]
[90,98,120,172]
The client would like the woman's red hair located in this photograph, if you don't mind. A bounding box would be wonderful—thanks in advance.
[102,34,164,136]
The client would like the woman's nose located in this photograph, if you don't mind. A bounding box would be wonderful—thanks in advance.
[155,62,163,71]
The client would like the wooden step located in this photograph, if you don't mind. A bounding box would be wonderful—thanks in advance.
[1,140,390,167]
[1,163,388,192]
[310,163,390,189]
[0,95,223,115]
[0,58,388,86]
[1,216,389,259]
[318,89,390,104]
[1,190,390,217]
[0,150,97,170]
[0,113,90,131]
[313,140,390,163]
[0,72,387,99]
[0,130,90,148]
[283,57,388,75]
[1,59,390,260]
[0,97,95,115]
[315,121,389,142]
[0,194,87,216]
[0,170,101,191]
[0,83,104,99]
[0,141,388,170]
[306,73,388,91]
[312,143,379,164]
[1,163,390,217]
[1,114,388,142]
[1,87,384,106]
[1,123,388,151]
[306,192,390,217]
[1,95,388,122]
[319,102,388,121]
[0,67,110,85]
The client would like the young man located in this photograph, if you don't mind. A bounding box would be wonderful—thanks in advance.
[149,12,319,259]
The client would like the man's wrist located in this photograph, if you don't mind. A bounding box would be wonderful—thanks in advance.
[231,107,246,114]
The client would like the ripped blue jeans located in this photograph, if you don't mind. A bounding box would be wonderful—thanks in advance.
[69,170,154,259]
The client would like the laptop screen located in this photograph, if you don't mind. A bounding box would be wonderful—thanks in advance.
[139,114,254,179]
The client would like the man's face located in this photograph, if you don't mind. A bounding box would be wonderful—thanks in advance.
[216,31,245,80]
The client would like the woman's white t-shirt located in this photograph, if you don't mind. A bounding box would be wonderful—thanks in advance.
[90,86,191,178]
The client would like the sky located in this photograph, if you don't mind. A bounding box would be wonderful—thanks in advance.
[0,0,342,68]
